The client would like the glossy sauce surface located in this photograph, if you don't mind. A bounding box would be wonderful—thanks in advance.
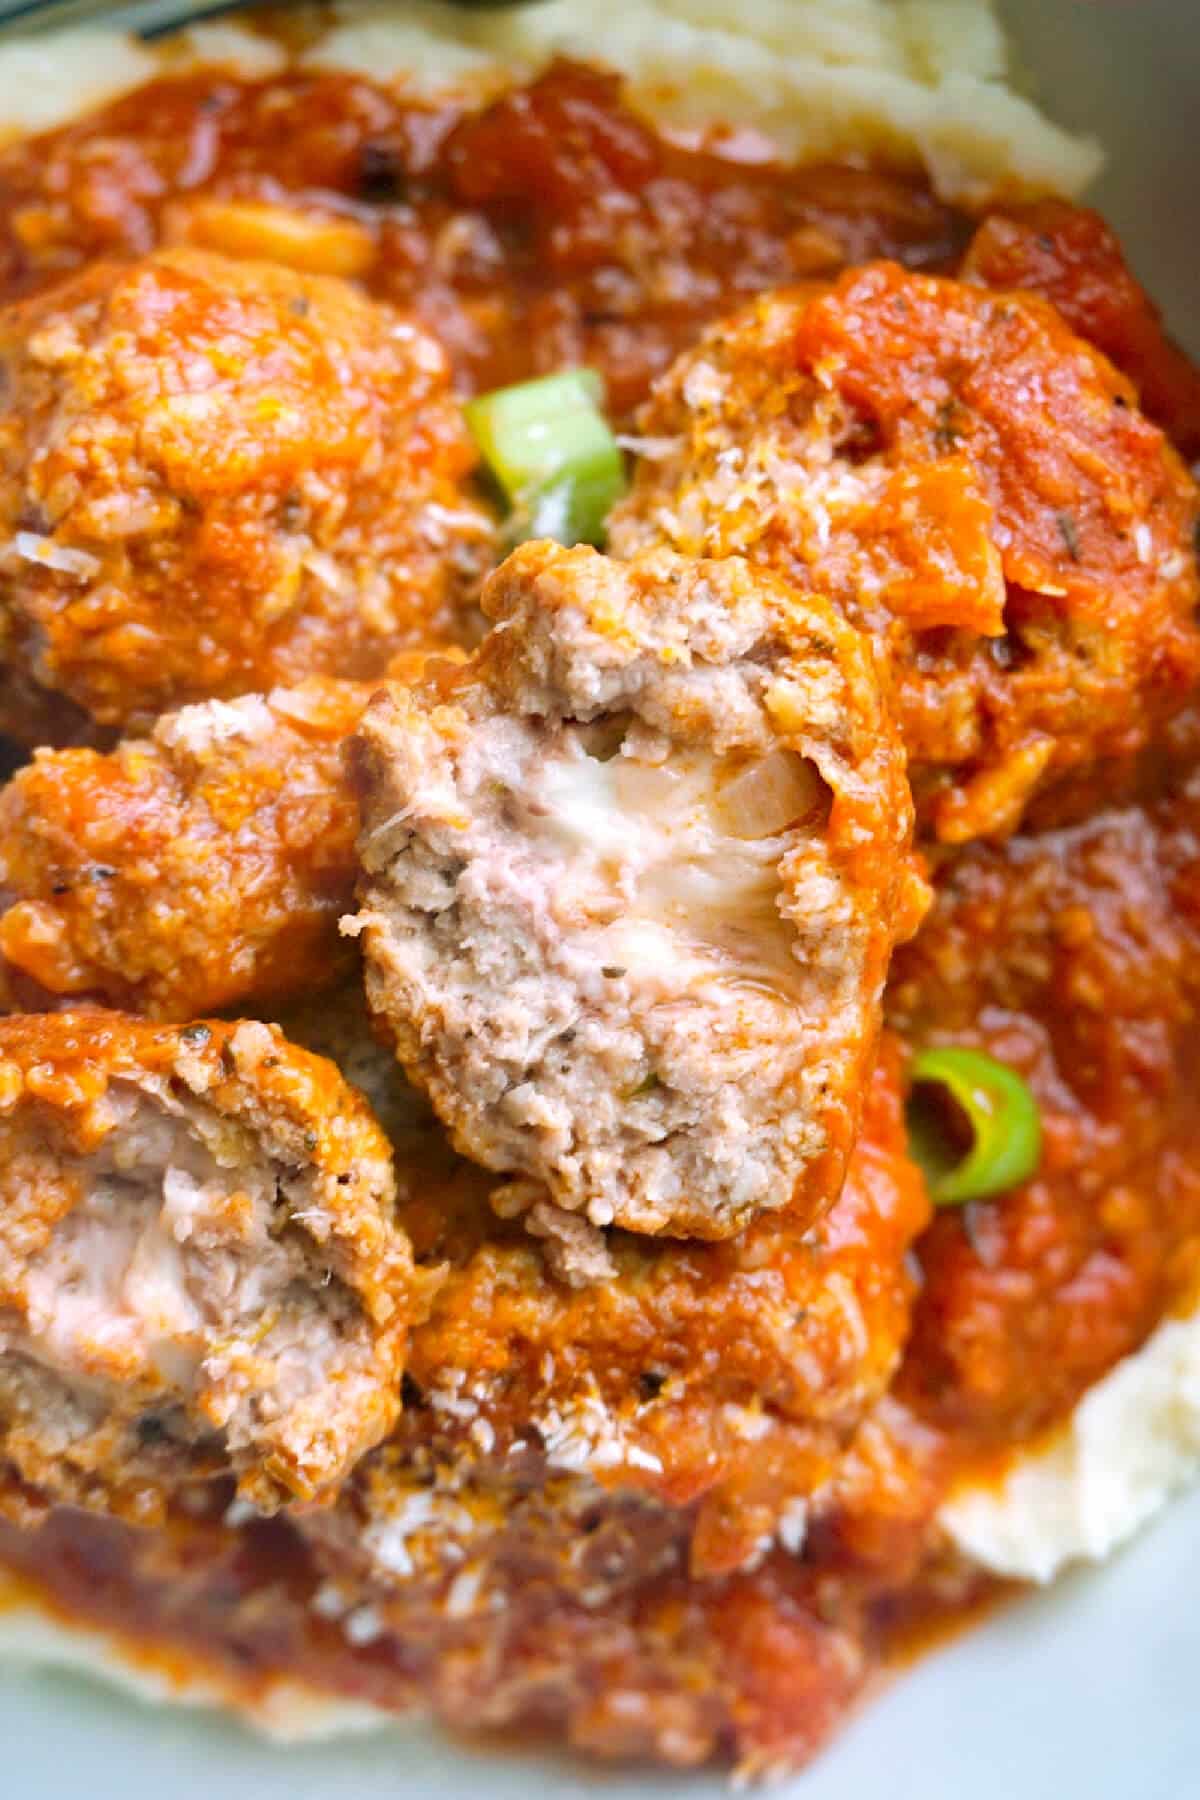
[0,61,966,423]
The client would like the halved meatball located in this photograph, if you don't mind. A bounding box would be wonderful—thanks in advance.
[270,1010,929,1576]
[0,1012,430,1523]
[0,248,493,740]
[610,262,1200,841]
[0,678,367,1020]
[350,540,926,1241]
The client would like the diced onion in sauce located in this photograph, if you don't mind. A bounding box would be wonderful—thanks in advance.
[174,200,377,278]
[713,750,824,840]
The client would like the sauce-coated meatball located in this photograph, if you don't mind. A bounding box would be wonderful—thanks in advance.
[610,263,1200,841]
[0,248,493,739]
[0,1012,431,1522]
[0,678,366,1019]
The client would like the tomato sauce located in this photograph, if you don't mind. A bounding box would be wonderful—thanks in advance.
[0,60,967,423]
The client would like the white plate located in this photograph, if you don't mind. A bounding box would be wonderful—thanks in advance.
[2,2,1199,1795]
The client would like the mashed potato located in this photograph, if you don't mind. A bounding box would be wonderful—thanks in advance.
[309,0,1103,203]
[0,1572,392,1741]
[0,1,1100,204]
[940,1306,1200,1584]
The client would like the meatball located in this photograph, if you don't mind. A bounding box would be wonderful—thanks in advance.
[0,649,468,1022]
[962,200,1200,460]
[610,262,1200,842]
[0,678,368,1020]
[390,1037,930,1574]
[350,540,926,1241]
[271,1007,927,1574]
[0,248,494,740]
[0,1011,430,1522]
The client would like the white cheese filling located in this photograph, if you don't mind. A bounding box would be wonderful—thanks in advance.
[530,736,817,995]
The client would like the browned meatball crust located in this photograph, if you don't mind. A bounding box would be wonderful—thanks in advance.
[610,262,1200,842]
[0,1011,432,1523]
[0,678,368,1020]
[0,248,494,739]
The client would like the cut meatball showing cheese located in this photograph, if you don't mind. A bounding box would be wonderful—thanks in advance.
[0,1012,430,1523]
[610,262,1200,842]
[350,540,926,1241]
[275,985,929,1537]
[389,1038,931,1577]
[0,678,368,1021]
[0,248,493,741]
[207,1007,931,1576]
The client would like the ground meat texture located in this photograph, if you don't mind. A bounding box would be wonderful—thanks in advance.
[0,1012,429,1522]
[388,1039,930,1577]
[962,200,1200,461]
[272,989,929,1568]
[888,775,1200,1446]
[610,262,1200,843]
[0,1038,940,1780]
[0,248,493,741]
[273,985,919,1554]
[350,541,926,1241]
[0,679,368,1020]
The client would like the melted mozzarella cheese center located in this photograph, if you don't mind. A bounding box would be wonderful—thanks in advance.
[530,737,818,994]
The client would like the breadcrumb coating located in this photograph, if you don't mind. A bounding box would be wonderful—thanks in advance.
[0,248,493,739]
[610,262,1200,841]
[0,679,367,1019]
[0,1011,432,1522]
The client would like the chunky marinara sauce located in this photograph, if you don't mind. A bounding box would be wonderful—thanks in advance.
[2,53,1200,1774]
[0,60,967,423]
